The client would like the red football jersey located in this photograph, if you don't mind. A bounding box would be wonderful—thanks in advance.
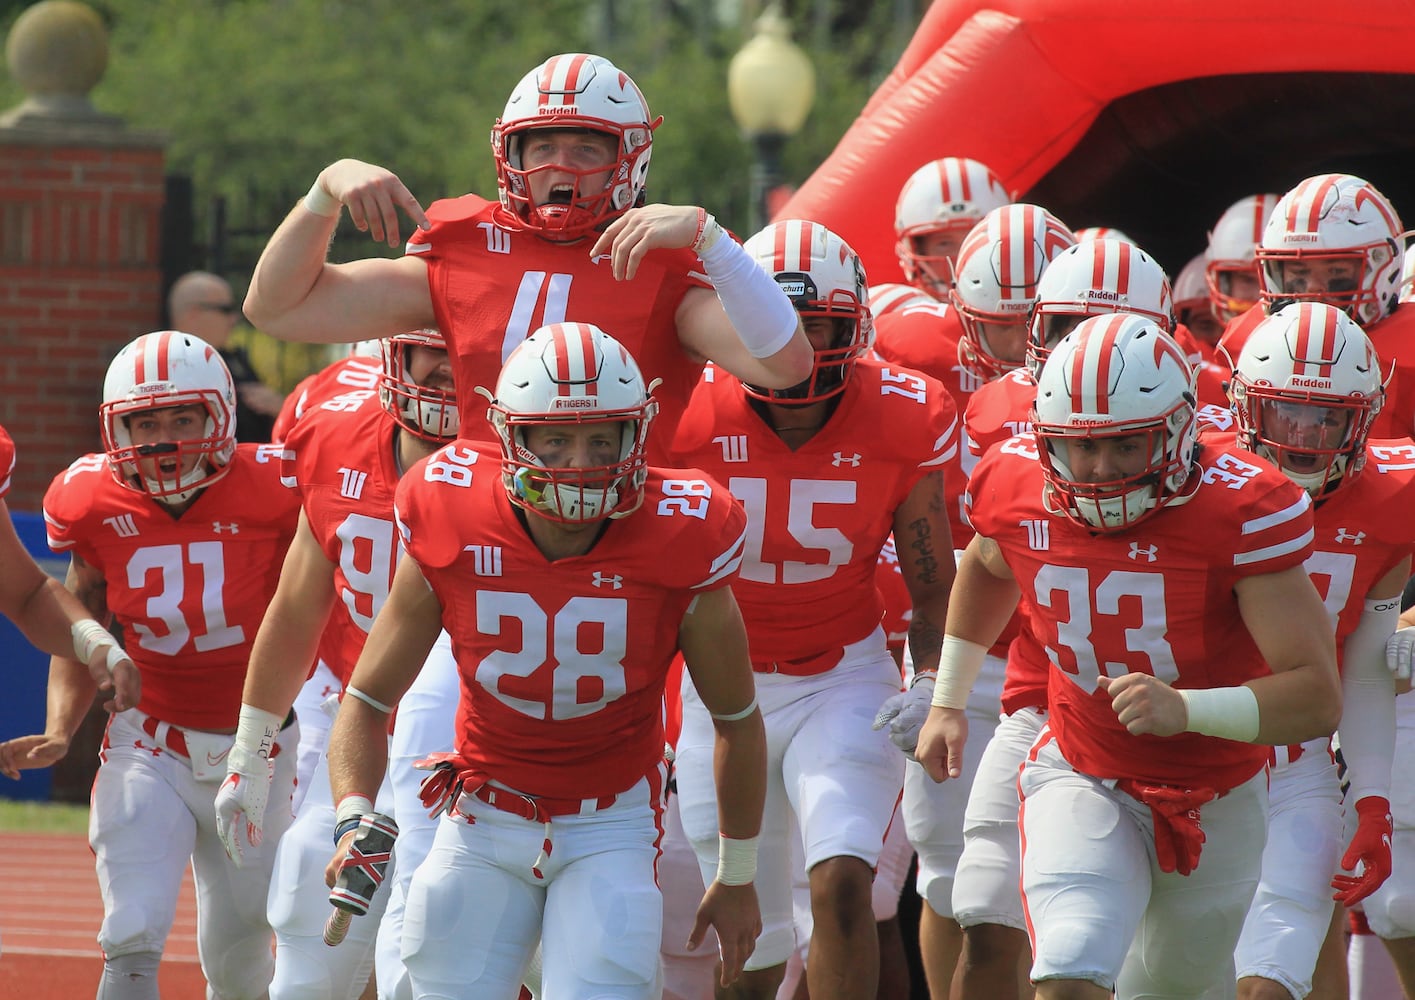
[44,446,300,730]
[1219,303,1415,439]
[272,355,384,443]
[961,370,1042,701]
[0,424,13,500]
[875,536,911,663]
[395,448,746,799]
[871,300,980,545]
[281,392,404,683]
[406,196,709,458]
[671,357,958,673]
[967,436,1315,791]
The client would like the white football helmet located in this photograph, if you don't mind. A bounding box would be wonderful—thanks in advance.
[491,53,662,239]
[101,331,237,504]
[1257,173,1405,326]
[951,203,1076,381]
[1026,238,1176,379]
[1204,193,1281,322]
[379,329,458,441]
[1032,314,1198,532]
[741,219,874,404]
[484,322,657,524]
[894,157,1011,298]
[1229,302,1384,498]
[1174,253,1223,344]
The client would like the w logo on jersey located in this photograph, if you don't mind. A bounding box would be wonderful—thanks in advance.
[339,467,369,500]
[104,514,139,538]
[1022,519,1049,551]
[592,572,624,589]
[478,221,512,254]
[1128,542,1159,562]
[466,545,503,576]
[714,435,749,463]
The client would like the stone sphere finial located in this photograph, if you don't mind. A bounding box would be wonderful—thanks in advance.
[3,1,115,127]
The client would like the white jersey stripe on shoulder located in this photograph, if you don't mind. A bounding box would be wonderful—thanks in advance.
[1239,492,1311,535]
[697,525,747,589]
[1234,526,1314,567]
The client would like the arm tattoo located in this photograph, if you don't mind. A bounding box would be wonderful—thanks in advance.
[905,516,941,586]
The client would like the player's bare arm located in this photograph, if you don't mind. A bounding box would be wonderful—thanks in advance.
[892,469,955,674]
[0,518,136,714]
[324,555,443,882]
[244,159,434,344]
[240,513,338,718]
[916,534,1020,782]
[678,584,765,987]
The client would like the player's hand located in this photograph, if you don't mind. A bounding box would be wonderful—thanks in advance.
[0,733,69,779]
[915,706,968,782]
[872,675,935,760]
[1386,626,1415,694]
[1332,795,1394,905]
[689,879,760,988]
[590,204,702,281]
[324,828,359,889]
[86,645,140,715]
[1098,672,1187,737]
[315,159,430,247]
[215,744,274,866]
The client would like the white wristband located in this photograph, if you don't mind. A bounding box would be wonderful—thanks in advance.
[303,178,341,218]
[698,229,800,359]
[335,794,374,830]
[930,635,988,709]
[234,703,284,762]
[1179,686,1260,742]
[345,684,394,714]
[715,834,759,886]
[71,619,116,663]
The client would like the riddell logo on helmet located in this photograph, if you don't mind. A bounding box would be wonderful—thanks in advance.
[537,105,578,116]
[1290,376,1333,389]
[1081,290,1121,303]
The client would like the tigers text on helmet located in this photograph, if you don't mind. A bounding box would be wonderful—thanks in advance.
[1257,173,1405,327]
[483,322,657,524]
[1229,302,1385,499]
[379,329,458,442]
[1205,193,1281,323]
[894,157,1011,298]
[950,203,1076,381]
[1026,238,1176,380]
[740,219,873,405]
[491,53,662,240]
[1031,313,1198,533]
[101,331,237,504]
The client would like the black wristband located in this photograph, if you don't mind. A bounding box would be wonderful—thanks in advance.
[333,817,362,845]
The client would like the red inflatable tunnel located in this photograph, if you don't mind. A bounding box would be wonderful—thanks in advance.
[779,0,1415,281]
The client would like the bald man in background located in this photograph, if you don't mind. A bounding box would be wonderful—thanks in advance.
[167,271,285,442]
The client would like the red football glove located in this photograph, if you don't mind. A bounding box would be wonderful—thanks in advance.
[413,752,467,817]
[1118,780,1216,876]
[1332,795,1393,906]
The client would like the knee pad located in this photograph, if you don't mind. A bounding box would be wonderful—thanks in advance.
[98,904,164,958]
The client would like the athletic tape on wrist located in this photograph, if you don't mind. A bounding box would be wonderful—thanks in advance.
[333,794,373,845]
[234,703,285,762]
[715,834,758,886]
[930,636,988,709]
[303,178,341,218]
[71,619,116,664]
[1179,686,1260,742]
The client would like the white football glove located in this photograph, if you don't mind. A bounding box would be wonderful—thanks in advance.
[872,674,936,760]
[1386,626,1415,683]
[215,741,273,866]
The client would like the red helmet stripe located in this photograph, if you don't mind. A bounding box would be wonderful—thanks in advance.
[539,53,589,108]
[1293,303,1337,377]
[1288,175,1340,234]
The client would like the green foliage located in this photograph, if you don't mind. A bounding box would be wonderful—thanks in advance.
[0,0,902,272]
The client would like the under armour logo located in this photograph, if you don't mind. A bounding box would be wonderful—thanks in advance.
[104,513,139,538]
[1334,528,1366,545]
[1022,519,1050,551]
[592,572,623,589]
[212,522,240,534]
[590,252,611,266]
[1128,542,1159,562]
[832,452,862,467]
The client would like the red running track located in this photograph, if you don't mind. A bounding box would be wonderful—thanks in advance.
[0,831,207,996]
